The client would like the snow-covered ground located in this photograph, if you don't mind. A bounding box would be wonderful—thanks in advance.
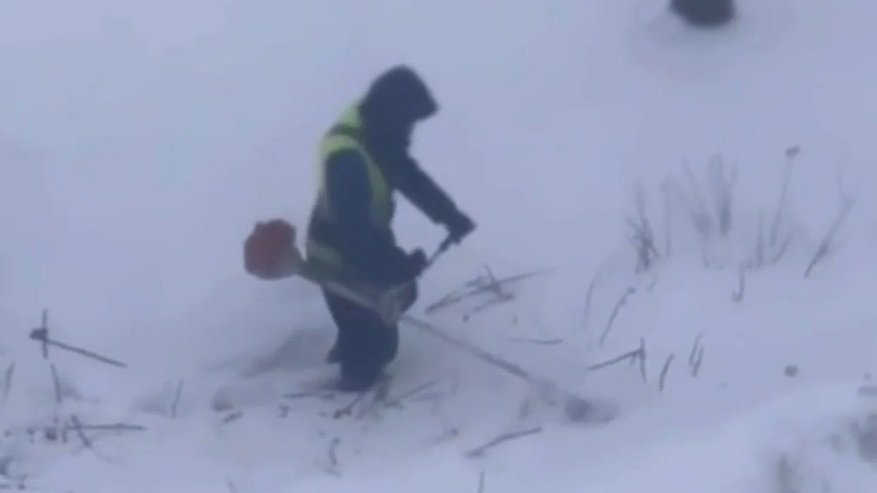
[1,0,876,491]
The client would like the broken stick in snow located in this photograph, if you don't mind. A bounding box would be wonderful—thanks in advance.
[467,291,516,317]
[466,427,543,458]
[581,269,603,334]
[638,338,648,383]
[383,379,440,409]
[2,362,14,403]
[425,270,552,314]
[599,287,636,346]
[588,347,643,372]
[424,277,483,314]
[769,147,798,248]
[659,355,675,392]
[692,347,705,377]
[284,390,335,401]
[35,309,49,359]
[29,324,127,369]
[65,423,146,433]
[804,195,855,278]
[627,184,660,273]
[49,364,63,406]
[70,415,93,450]
[482,264,503,295]
[662,179,673,256]
[688,332,704,368]
[509,337,563,346]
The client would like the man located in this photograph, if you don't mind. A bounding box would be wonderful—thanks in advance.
[305,65,476,391]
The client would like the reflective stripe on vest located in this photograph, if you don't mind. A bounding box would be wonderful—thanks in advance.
[307,104,393,269]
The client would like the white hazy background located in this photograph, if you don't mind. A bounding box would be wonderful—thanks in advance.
[1,0,876,492]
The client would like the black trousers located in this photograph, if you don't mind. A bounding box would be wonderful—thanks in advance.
[323,288,400,389]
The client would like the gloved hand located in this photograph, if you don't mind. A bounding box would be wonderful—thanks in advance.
[445,210,476,244]
[404,248,428,279]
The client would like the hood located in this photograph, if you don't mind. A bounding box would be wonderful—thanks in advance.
[360,65,438,128]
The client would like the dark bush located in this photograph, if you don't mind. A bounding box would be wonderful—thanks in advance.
[671,0,735,27]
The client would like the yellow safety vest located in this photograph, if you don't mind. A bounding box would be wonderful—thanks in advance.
[306,103,394,270]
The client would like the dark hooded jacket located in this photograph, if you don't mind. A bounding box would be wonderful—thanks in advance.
[306,66,465,286]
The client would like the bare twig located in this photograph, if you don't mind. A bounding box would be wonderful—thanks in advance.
[425,270,553,314]
[477,471,486,493]
[466,427,543,458]
[29,330,127,369]
[692,347,705,377]
[804,194,855,278]
[333,379,393,421]
[509,337,563,346]
[222,411,243,424]
[70,415,93,450]
[425,274,487,313]
[587,347,643,372]
[627,224,658,273]
[638,338,648,382]
[732,266,745,302]
[64,422,146,433]
[627,185,660,273]
[662,179,673,256]
[383,379,440,409]
[170,379,184,419]
[37,309,49,359]
[659,355,675,392]
[49,364,63,405]
[2,362,14,403]
[466,292,516,317]
[682,160,714,240]
[285,390,335,401]
[284,390,335,401]
[688,332,704,368]
[482,264,504,296]
[427,427,461,447]
[582,269,603,333]
[770,147,799,248]
[599,287,636,346]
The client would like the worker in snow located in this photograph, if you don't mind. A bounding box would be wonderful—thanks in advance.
[305,65,476,391]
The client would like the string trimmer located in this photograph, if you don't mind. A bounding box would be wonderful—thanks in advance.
[243,220,613,423]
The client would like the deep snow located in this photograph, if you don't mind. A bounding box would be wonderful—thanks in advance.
[1,0,876,491]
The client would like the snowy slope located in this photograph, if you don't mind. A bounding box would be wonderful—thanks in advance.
[1,0,876,491]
